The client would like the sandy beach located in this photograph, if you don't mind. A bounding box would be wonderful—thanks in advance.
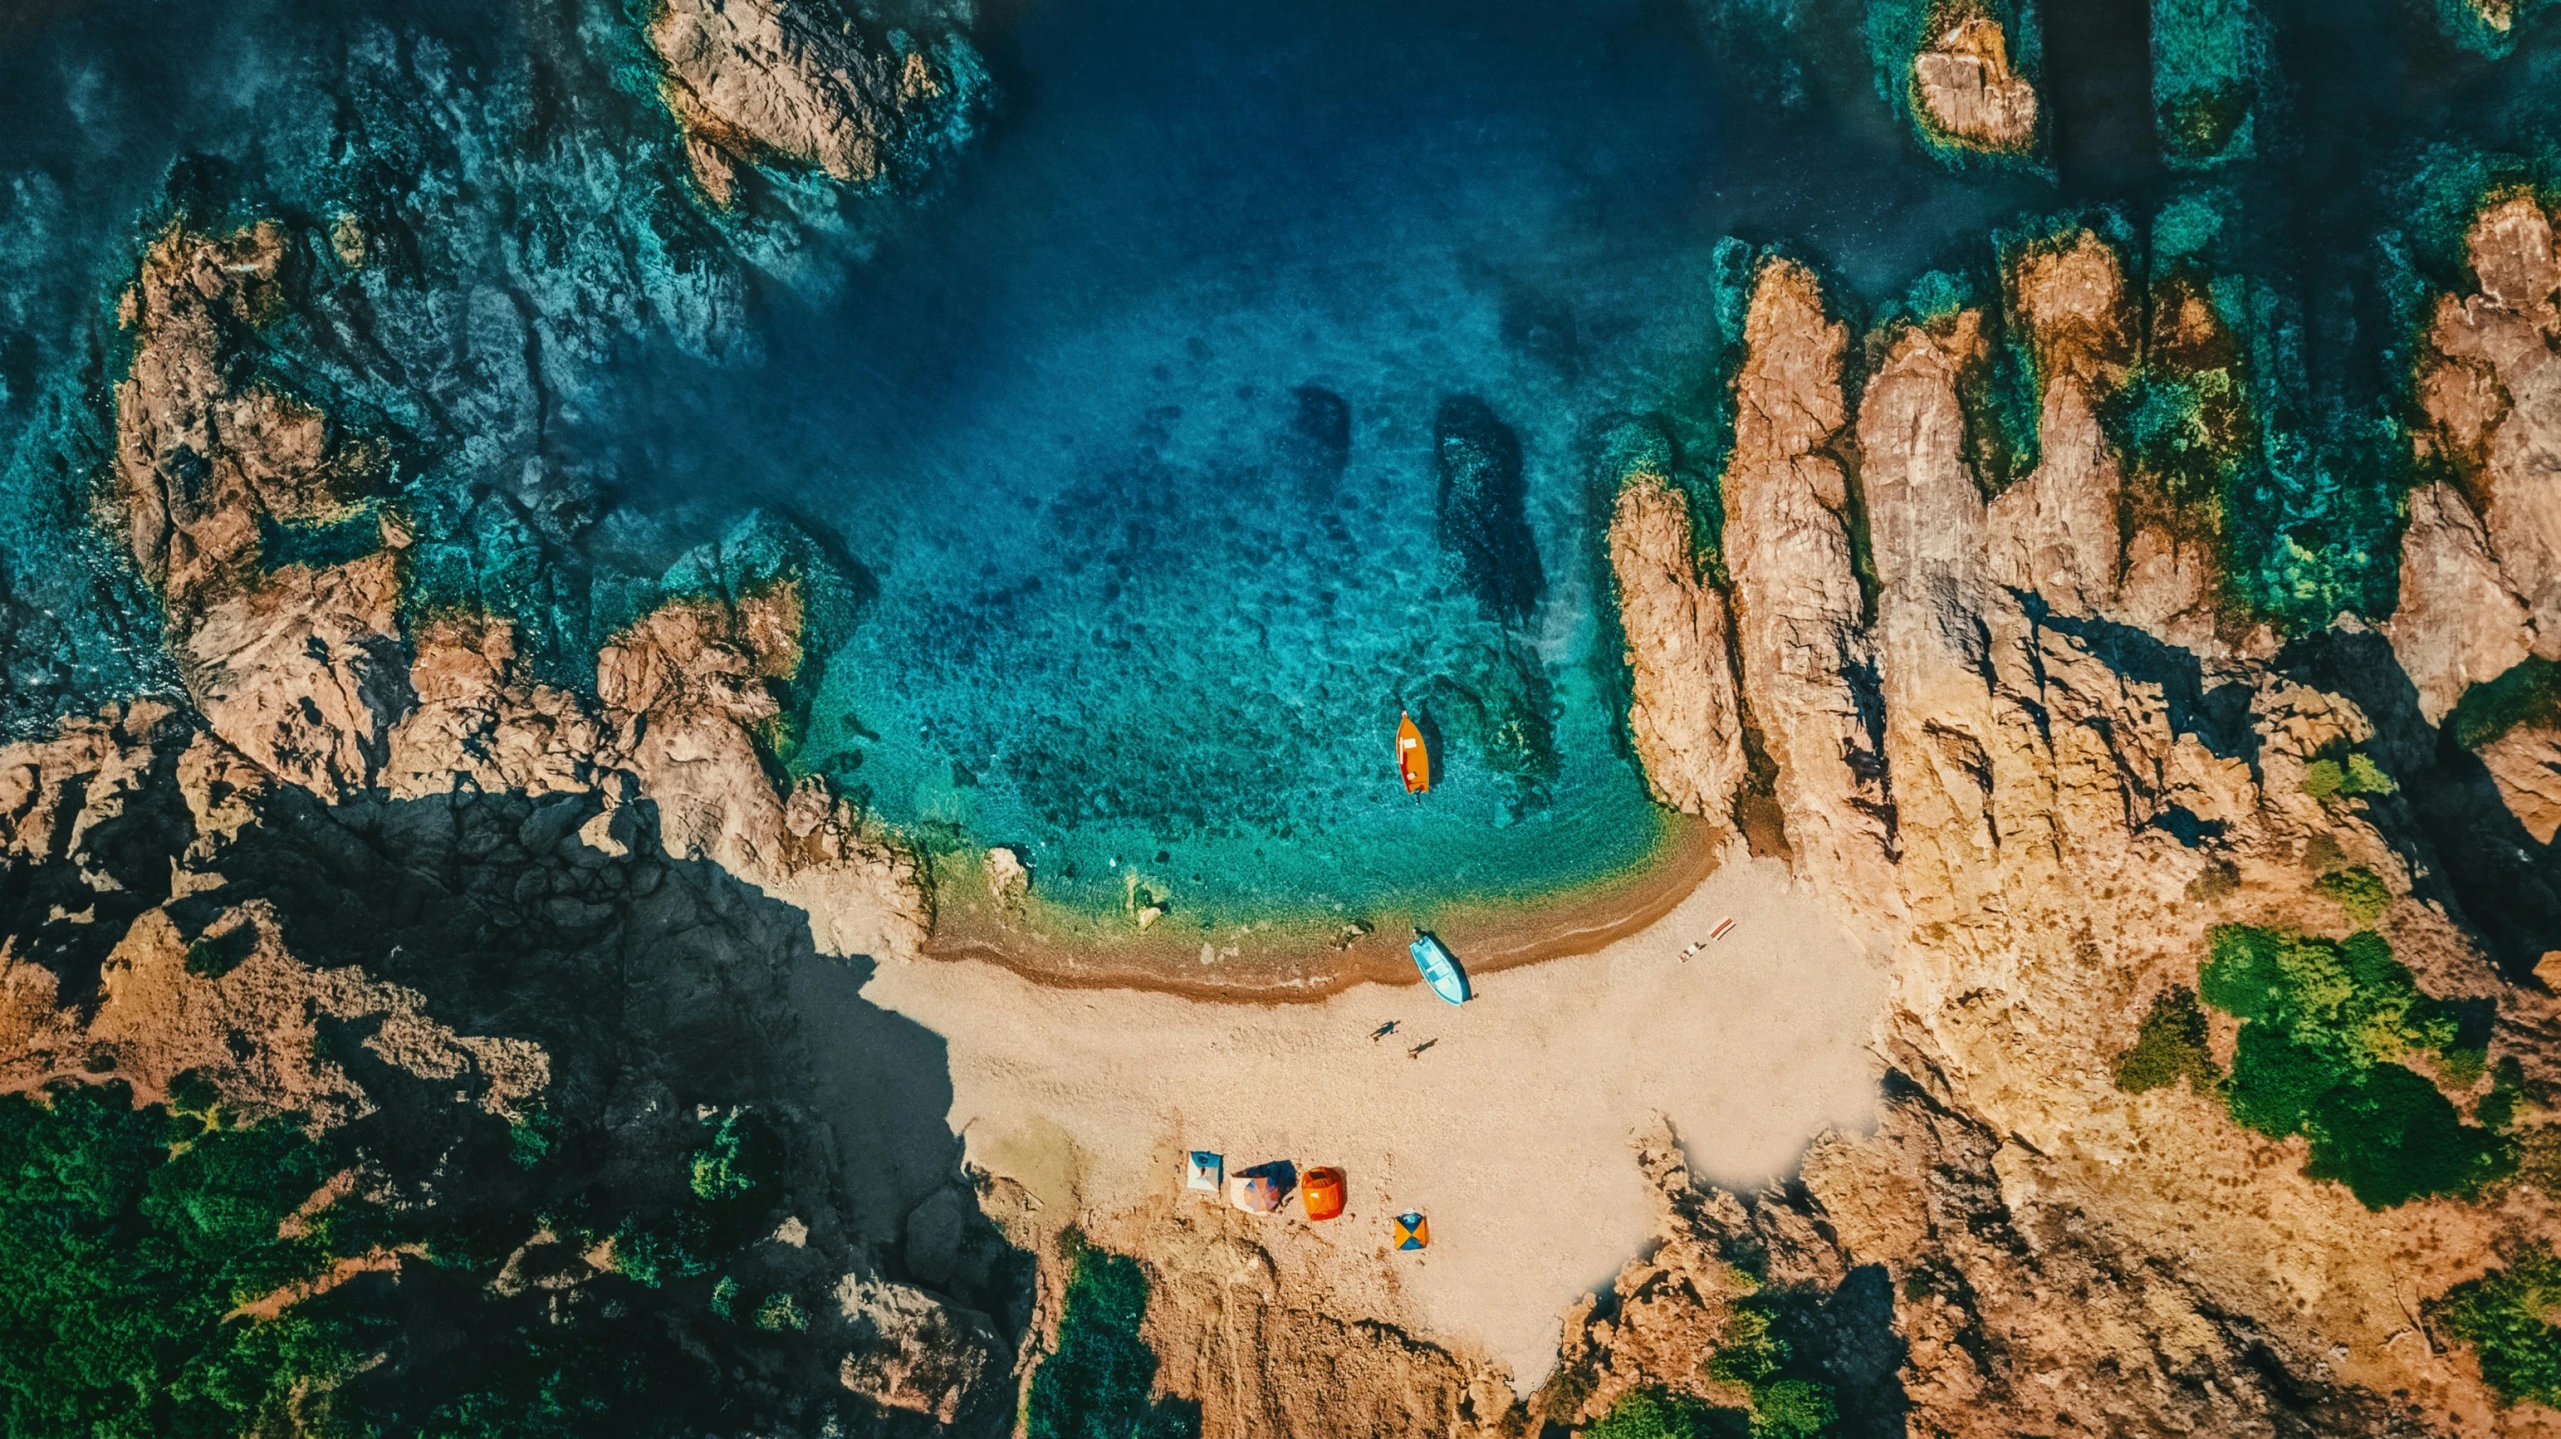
[853,850,1886,1389]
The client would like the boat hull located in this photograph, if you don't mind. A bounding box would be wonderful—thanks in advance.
[1408,933,1470,1005]
[1396,711,1430,794]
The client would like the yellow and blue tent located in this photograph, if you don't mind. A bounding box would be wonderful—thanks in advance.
[1392,1211,1428,1250]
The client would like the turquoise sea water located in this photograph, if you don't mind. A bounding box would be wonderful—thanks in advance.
[571,0,2049,917]
[1,0,2558,922]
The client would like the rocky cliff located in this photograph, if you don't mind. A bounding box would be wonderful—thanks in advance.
[1570,226,2561,1435]
[1,220,985,1432]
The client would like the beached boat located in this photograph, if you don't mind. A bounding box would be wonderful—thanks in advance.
[1397,711,1430,794]
[1408,931,1469,1005]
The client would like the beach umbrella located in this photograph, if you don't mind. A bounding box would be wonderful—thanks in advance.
[1184,1151,1224,1193]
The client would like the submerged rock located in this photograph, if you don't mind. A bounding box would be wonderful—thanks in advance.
[1432,395,1544,624]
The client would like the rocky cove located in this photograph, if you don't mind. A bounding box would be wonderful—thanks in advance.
[7,0,2561,1437]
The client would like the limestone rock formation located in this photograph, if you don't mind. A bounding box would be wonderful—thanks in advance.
[2403,194,2561,692]
[1986,230,2134,619]
[1720,258,1898,902]
[383,612,600,799]
[99,220,932,966]
[2387,481,2537,724]
[1858,315,2005,910]
[2479,721,2561,845]
[113,224,409,798]
[1607,467,1746,819]
[1580,226,2561,1432]
[833,1272,1004,1423]
[1909,11,2038,155]
[599,589,930,962]
[649,0,941,205]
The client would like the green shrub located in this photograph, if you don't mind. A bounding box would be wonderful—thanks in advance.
[2434,1245,2561,1405]
[2301,1063,2511,1208]
[0,1081,362,1437]
[689,1109,781,1205]
[2200,926,2507,1206]
[752,1292,807,1333]
[1585,1387,1749,1439]
[2199,928,2455,1066]
[1705,1306,1786,1389]
[1750,1379,1839,1439]
[2303,752,2396,803]
[2440,1046,2488,1089]
[2451,657,2561,751]
[2224,1024,2339,1138]
[2480,1057,2529,1131]
[2314,866,2391,928]
[2113,986,2221,1094]
[1698,1301,1839,1437]
[1025,1241,1198,1439]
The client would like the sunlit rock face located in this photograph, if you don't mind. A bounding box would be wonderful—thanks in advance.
[112,225,410,800]
[1718,259,1899,906]
[1607,464,1745,822]
[1910,12,2039,155]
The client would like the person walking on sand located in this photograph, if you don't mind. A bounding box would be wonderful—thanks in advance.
[1372,1020,1398,1042]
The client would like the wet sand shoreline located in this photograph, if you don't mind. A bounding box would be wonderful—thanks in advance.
[918,814,1727,1002]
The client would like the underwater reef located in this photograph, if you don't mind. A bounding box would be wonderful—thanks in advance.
[9,0,2561,1434]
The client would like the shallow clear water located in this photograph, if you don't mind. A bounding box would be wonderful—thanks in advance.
[2,0,2559,922]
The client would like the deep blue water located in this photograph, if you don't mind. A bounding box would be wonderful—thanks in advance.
[2,0,2558,923]
[569,0,2046,918]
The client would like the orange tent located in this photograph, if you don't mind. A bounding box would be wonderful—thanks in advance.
[1301,1167,1345,1221]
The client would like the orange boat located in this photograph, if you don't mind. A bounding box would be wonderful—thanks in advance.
[1396,711,1429,794]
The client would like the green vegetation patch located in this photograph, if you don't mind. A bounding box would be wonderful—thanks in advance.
[2199,925,2507,1207]
[2450,657,2561,751]
[2433,1244,2561,1406]
[2313,866,2392,927]
[0,1080,363,1438]
[1704,1301,1842,1438]
[1586,1388,1751,1439]
[2301,751,2396,803]
[2113,985,2221,1094]
[1025,1239,1199,1439]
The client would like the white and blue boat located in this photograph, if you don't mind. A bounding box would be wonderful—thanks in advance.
[1408,931,1470,1006]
